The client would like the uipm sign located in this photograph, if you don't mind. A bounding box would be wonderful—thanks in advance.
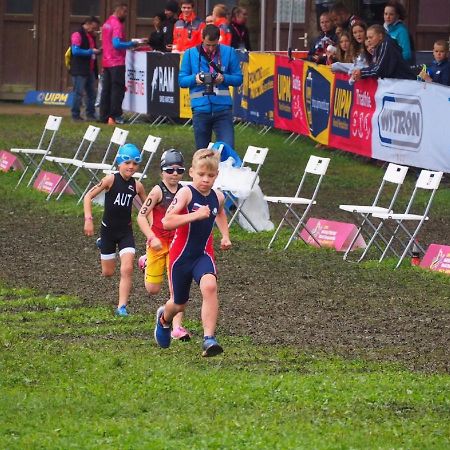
[378,94,422,151]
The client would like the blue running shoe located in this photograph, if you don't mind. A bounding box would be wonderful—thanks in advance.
[202,336,223,357]
[115,305,128,317]
[96,237,102,250]
[154,306,171,348]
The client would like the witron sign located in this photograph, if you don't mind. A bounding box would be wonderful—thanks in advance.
[378,94,422,150]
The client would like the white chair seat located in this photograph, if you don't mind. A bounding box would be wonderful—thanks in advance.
[11,148,50,155]
[373,212,428,221]
[264,196,315,205]
[339,205,389,214]
[75,161,112,170]
[46,155,75,164]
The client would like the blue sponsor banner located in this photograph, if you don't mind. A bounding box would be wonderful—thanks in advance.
[232,50,249,121]
[331,78,353,138]
[304,66,331,138]
[247,53,274,126]
[24,91,73,106]
[276,66,292,120]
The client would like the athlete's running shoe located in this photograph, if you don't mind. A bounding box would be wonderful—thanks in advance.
[115,305,128,317]
[171,326,192,341]
[154,306,171,348]
[202,336,223,357]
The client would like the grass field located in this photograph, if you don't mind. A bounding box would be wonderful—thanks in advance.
[0,114,449,449]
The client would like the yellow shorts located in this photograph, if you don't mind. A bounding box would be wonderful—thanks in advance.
[145,238,170,285]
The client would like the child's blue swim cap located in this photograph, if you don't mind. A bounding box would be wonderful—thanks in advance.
[116,143,142,165]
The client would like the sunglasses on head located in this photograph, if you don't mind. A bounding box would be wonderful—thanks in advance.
[120,154,142,163]
[162,167,185,174]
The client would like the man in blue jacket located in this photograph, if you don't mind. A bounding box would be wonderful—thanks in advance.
[179,24,243,149]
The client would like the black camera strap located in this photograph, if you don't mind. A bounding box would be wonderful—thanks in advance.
[197,44,223,74]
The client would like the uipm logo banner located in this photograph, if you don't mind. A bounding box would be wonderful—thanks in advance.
[378,94,423,151]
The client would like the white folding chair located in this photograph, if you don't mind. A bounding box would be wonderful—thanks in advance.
[73,127,129,204]
[226,145,269,231]
[102,134,161,182]
[11,115,62,188]
[372,170,443,269]
[45,125,101,200]
[265,155,330,250]
[339,163,409,262]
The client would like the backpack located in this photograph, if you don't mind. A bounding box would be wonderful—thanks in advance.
[64,46,72,70]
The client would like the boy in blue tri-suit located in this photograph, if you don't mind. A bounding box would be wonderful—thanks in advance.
[84,143,146,316]
[154,148,231,357]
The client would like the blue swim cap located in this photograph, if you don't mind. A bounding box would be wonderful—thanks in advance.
[116,143,142,165]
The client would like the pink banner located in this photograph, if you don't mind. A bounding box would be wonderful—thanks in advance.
[328,74,377,157]
[299,217,366,252]
[420,244,450,274]
[273,57,309,135]
[33,171,75,195]
[0,150,23,172]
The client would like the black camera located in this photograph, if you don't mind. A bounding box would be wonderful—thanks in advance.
[199,72,218,96]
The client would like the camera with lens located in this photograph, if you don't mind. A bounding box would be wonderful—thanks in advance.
[199,72,218,96]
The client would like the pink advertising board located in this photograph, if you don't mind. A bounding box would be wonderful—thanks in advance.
[33,170,74,195]
[0,150,23,172]
[299,218,366,252]
[419,244,450,275]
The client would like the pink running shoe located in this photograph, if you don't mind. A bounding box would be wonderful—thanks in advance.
[171,326,192,341]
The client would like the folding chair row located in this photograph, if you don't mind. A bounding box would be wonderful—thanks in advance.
[11,115,162,203]
[339,164,443,268]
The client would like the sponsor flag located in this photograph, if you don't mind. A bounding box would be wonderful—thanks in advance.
[247,52,274,126]
[147,52,180,117]
[372,79,450,173]
[233,51,249,121]
[328,74,377,157]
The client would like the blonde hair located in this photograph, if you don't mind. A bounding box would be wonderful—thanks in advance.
[434,39,449,52]
[192,149,220,171]
[213,4,228,18]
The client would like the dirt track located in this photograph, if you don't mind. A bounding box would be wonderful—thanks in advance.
[1,198,449,374]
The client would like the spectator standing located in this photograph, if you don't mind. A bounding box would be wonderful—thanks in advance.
[315,1,336,29]
[149,12,167,52]
[212,4,232,46]
[173,0,205,52]
[351,24,415,81]
[179,25,243,150]
[351,21,370,67]
[307,11,337,64]
[230,6,251,51]
[330,2,360,32]
[420,40,450,87]
[383,0,412,63]
[99,3,137,125]
[205,15,215,25]
[162,0,179,52]
[335,31,354,63]
[69,16,101,122]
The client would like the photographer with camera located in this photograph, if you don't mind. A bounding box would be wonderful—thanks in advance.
[179,25,243,150]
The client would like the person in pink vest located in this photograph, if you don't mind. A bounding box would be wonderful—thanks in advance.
[99,2,137,125]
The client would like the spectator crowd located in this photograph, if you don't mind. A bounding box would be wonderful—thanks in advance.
[69,0,449,125]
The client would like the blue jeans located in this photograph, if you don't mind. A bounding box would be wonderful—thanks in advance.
[71,73,96,119]
[192,108,234,150]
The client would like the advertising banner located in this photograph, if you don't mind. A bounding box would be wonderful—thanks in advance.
[24,91,73,106]
[123,50,147,114]
[372,79,450,173]
[303,61,333,145]
[273,57,309,135]
[147,52,180,117]
[233,50,249,122]
[247,52,274,126]
[328,74,377,157]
